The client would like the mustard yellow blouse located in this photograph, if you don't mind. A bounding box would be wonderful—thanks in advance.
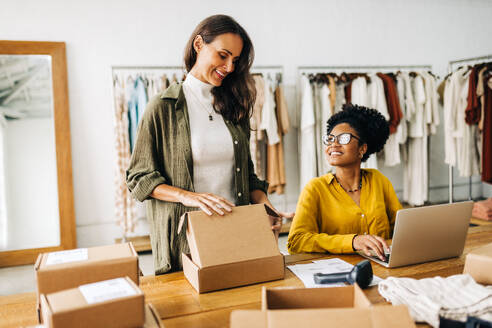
[287,169,402,254]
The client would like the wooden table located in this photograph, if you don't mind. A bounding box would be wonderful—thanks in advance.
[1,225,491,328]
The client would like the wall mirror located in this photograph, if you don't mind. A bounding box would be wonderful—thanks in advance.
[0,41,76,267]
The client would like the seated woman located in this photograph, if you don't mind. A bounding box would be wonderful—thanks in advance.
[288,104,402,261]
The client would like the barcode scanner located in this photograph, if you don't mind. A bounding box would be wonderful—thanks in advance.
[313,260,373,289]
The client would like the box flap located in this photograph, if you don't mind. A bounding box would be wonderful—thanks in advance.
[262,285,371,310]
[184,204,281,268]
[230,310,267,328]
[38,243,137,270]
[144,303,164,328]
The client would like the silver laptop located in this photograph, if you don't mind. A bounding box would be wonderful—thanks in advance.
[360,201,473,268]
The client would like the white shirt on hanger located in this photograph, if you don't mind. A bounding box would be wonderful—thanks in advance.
[299,75,317,190]
[259,76,280,145]
[182,73,235,203]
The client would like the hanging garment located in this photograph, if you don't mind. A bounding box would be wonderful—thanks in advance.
[420,71,440,135]
[366,74,390,168]
[465,66,480,125]
[443,67,468,167]
[404,75,428,206]
[378,73,403,167]
[299,75,317,190]
[251,75,266,180]
[350,76,370,107]
[345,79,352,104]
[127,76,148,153]
[319,83,333,174]
[113,78,137,235]
[334,81,346,113]
[483,74,492,183]
[457,70,480,177]
[259,77,280,145]
[477,66,488,131]
[267,85,290,194]
[395,73,408,145]
[327,75,337,114]
[313,82,323,176]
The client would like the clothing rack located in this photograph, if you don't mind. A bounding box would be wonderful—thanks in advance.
[447,54,492,203]
[296,64,434,205]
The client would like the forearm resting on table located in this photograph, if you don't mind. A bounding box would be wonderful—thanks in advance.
[288,230,356,254]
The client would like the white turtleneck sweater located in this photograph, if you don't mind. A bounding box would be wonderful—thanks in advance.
[182,73,235,203]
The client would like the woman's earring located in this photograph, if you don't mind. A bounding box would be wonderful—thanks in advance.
[359,153,363,158]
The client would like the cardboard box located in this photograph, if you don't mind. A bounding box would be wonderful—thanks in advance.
[27,304,162,328]
[463,242,492,285]
[231,306,416,328]
[230,285,416,328]
[40,277,144,328]
[36,243,139,322]
[261,284,371,310]
[36,243,139,301]
[179,204,285,293]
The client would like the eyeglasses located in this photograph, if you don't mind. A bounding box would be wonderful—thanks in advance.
[322,133,361,146]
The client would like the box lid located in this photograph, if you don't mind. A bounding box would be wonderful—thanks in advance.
[45,277,143,312]
[36,243,137,271]
[178,204,281,268]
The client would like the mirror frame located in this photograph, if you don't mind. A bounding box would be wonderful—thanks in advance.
[0,41,76,267]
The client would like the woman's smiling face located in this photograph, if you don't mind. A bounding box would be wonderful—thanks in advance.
[325,123,367,167]
[191,33,243,86]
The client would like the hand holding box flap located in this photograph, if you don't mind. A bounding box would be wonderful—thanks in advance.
[180,204,281,268]
[463,242,492,285]
[79,278,137,304]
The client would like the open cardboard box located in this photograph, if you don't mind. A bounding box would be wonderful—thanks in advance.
[463,242,492,285]
[40,277,144,328]
[179,204,285,293]
[35,243,139,321]
[230,285,416,328]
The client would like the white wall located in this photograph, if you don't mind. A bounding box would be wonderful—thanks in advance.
[1,0,491,248]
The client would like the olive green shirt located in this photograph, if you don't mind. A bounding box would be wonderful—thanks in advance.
[126,83,268,274]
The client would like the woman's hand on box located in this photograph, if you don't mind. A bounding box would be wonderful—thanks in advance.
[178,191,235,216]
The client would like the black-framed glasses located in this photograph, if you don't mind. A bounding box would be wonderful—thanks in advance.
[322,133,361,146]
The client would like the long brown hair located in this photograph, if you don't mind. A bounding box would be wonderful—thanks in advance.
[184,15,256,124]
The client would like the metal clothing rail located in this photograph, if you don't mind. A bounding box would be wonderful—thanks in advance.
[298,64,432,74]
[447,54,492,203]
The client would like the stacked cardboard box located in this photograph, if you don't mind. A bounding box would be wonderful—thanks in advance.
[35,243,162,327]
[179,204,285,293]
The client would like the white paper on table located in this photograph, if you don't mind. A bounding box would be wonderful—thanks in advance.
[287,258,383,288]
[45,248,88,266]
[79,278,137,304]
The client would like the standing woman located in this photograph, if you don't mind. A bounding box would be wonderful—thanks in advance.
[127,15,292,274]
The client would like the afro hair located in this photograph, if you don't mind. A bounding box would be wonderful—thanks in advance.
[326,103,390,162]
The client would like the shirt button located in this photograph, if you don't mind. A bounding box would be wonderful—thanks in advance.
[236,168,241,172]
[234,140,238,145]
[238,192,242,197]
